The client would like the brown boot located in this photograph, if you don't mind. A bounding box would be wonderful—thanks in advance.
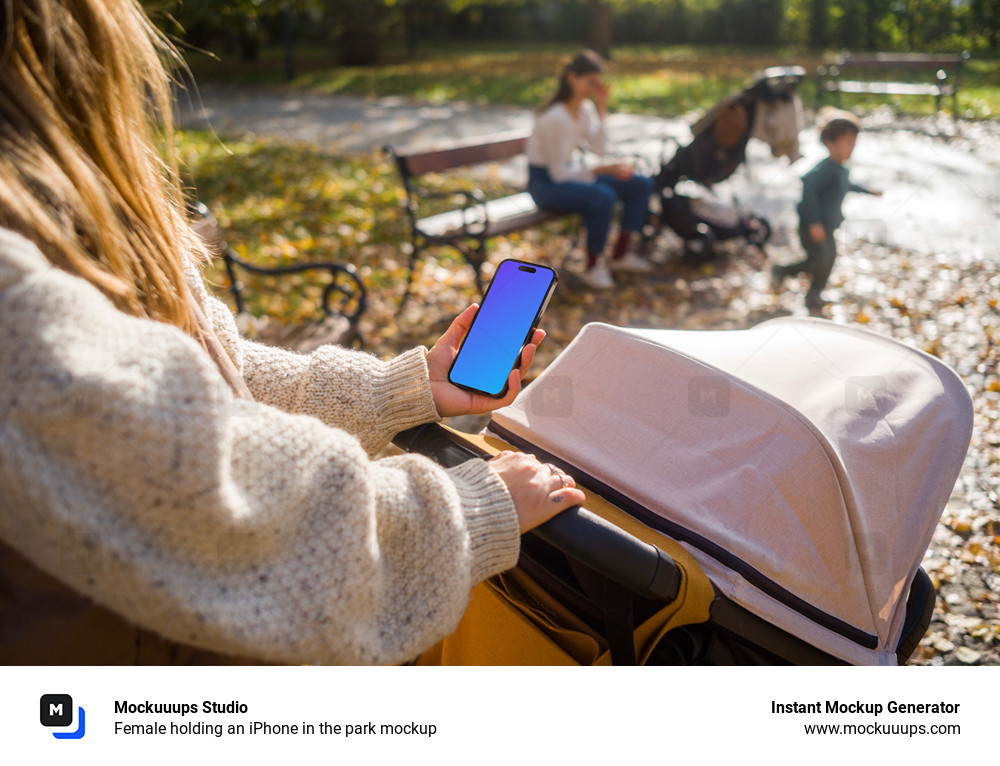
[770,265,786,295]
[806,295,829,317]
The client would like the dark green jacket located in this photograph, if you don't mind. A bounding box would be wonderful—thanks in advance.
[797,157,872,232]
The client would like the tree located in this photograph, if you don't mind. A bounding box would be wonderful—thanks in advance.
[324,1,403,66]
[588,0,614,57]
[160,0,317,63]
[808,0,828,48]
[972,0,1000,50]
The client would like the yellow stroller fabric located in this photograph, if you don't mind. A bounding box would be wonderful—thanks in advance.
[416,431,715,666]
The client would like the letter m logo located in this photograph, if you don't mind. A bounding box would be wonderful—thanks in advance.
[39,694,86,739]
[40,695,73,727]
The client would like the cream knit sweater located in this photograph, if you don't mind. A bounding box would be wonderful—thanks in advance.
[0,228,521,665]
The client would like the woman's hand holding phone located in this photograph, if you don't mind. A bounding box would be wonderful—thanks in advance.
[426,299,582,532]
[426,303,545,417]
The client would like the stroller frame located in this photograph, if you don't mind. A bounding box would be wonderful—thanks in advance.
[647,66,806,261]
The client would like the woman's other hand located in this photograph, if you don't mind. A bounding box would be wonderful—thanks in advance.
[426,304,544,417]
[595,162,634,181]
[489,451,586,533]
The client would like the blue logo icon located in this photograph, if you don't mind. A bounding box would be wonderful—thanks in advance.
[40,694,86,739]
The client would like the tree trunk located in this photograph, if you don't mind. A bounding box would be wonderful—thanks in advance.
[809,0,828,50]
[238,31,259,62]
[334,1,387,67]
[588,0,614,59]
[281,10,295,82]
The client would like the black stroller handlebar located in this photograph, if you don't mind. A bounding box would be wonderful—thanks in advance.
[392,423,682,603]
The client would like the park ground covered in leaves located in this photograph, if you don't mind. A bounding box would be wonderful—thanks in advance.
[178,127,1000,665]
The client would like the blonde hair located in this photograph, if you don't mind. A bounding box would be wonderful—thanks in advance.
[0,0,207,336]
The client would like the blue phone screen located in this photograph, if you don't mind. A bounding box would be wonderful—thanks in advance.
[449,261,555,396]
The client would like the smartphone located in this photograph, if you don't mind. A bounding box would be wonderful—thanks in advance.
[448,259,558,398]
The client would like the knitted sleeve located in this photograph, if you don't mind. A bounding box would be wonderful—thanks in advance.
[236,335,439,458]
[0,230,521,665]
[190,275,440,458]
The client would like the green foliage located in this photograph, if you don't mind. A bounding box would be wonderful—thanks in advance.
[154,0,314,60]
[783,0,999,52]
[163,0,1000,75]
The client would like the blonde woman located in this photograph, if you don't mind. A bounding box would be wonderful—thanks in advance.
[0,0,584,664]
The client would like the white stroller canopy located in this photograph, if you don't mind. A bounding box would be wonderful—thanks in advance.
[489,318,973,665]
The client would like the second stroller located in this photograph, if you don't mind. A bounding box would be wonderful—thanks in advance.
[650,66,806,260]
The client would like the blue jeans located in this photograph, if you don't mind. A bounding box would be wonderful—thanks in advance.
[528,166,653,255]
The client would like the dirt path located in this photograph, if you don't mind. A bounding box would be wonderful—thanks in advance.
[178,85,1000,259]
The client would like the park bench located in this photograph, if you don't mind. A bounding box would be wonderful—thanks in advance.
[384,133,577,305]
[190,202,367,351]
[815,51,970,118]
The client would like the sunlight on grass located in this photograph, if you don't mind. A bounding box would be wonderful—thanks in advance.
[178,129,522,338]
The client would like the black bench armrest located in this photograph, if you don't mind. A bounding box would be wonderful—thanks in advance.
[189,202,368,348]
[410,186,491,236]
[221,247,367,327]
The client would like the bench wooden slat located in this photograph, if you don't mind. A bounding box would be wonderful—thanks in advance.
[386,134,578,304]
[837,54,964,68]
[816,50,968,120]
[415,192,562,239]
[403,135,529,176]
[827,81,951,97]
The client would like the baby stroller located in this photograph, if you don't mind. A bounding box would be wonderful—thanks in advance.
[395,317,972,665]
[650,66,806,261]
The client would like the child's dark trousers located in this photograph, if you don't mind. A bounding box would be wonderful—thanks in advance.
[777,224,838,306]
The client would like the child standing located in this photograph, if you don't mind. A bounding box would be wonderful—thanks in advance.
[526,50,654,290]
[772,109,881,315]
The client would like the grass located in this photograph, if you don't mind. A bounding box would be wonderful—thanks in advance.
[183,42,1000,120]
[177,129,522,344]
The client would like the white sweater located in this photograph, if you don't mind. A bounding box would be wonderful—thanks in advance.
[526,101,608,183]
[0,228,521,665]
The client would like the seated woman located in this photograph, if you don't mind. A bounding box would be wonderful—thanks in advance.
[526,50,654,290]
[0,0,585,665]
